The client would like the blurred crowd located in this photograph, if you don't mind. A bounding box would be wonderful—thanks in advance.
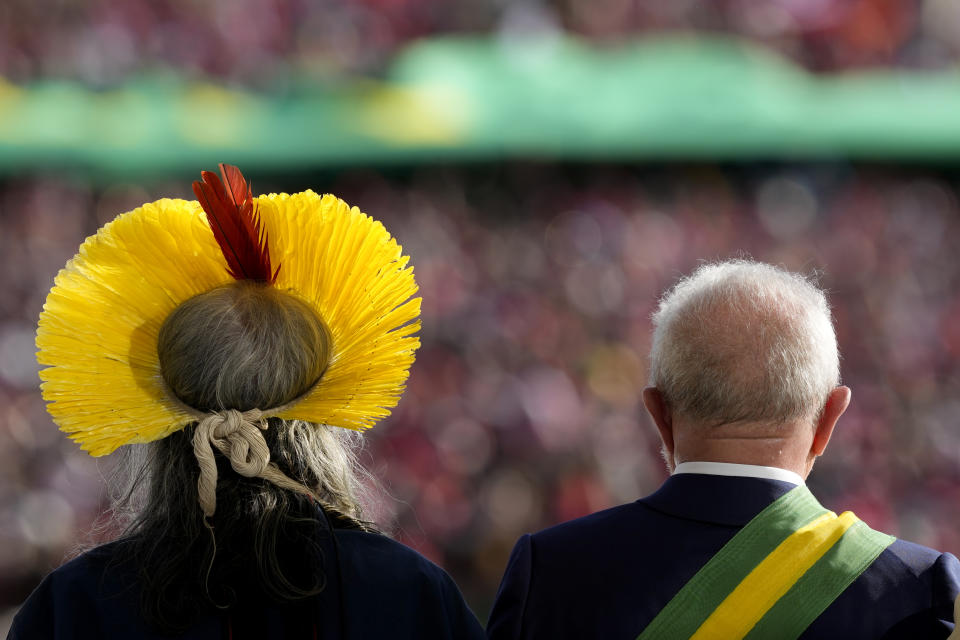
[3,0,960,629]
[1,0,960,88]
[1,162,959,622]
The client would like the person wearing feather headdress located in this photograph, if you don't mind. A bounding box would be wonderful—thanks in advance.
[9,165,485,639]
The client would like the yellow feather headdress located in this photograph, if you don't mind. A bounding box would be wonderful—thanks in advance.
[37,168,421,457]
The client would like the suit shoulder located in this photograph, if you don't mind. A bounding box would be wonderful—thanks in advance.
[9,542,131,639]
[336,531,484,638]
[883,538,958,576]
[337,530,441,566]
[531,502,646,547]
[336,530,453,586]
[804,538,960,638]
[872,538,960,602]
[35,541,126,595]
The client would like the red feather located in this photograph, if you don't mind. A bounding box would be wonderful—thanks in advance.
[192,163,279,283]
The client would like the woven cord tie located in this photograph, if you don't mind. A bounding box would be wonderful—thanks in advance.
[191,409,319,520]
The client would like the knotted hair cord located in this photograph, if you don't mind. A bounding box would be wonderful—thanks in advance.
[191,409,320,520]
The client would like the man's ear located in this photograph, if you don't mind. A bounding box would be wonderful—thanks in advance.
[643,387,675,468]
[812,385,851,457]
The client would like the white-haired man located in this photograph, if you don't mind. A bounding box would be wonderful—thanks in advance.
[487,260,959,639]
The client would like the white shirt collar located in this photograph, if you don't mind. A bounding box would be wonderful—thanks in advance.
[672,461,804,486]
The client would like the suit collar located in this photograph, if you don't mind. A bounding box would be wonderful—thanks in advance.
[639,474,799,527]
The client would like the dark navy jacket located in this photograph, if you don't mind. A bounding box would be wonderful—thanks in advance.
[9,530,485,640]
[488,474,960,639]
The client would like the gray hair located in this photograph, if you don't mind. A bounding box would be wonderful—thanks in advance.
[104,418,373,533]
[151,279,370,521]
[92,280,377,632]
[95,418,375,632]
[649,259,840,426]
[158,281,331,413]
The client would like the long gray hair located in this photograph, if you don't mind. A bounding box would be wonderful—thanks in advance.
[103,281,375,633]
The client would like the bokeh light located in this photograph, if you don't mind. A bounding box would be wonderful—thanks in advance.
[3,0,960,633]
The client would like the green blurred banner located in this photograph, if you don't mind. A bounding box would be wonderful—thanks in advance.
[3,35,960,174]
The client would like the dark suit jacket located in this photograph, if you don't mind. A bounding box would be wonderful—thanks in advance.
[9,530,485,640]
[487,474,960,639]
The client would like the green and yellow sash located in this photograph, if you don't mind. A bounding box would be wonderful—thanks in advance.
[636,486,894,640]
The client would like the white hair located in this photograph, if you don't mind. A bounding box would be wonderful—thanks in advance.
[649,260,839,426]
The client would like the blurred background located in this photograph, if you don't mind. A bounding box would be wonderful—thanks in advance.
[3,0,960,632]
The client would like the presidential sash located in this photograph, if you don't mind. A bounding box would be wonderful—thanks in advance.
[636,485,895,640]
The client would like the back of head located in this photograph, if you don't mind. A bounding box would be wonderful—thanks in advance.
[36,167,420,635]
[114,281,368,632]
[649,260,839,427]
[158,280,330,412]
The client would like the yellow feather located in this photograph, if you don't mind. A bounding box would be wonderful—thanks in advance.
[37,192,420,455]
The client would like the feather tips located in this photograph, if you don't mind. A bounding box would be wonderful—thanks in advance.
[192,164,278,283]
[37,192,419,455]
